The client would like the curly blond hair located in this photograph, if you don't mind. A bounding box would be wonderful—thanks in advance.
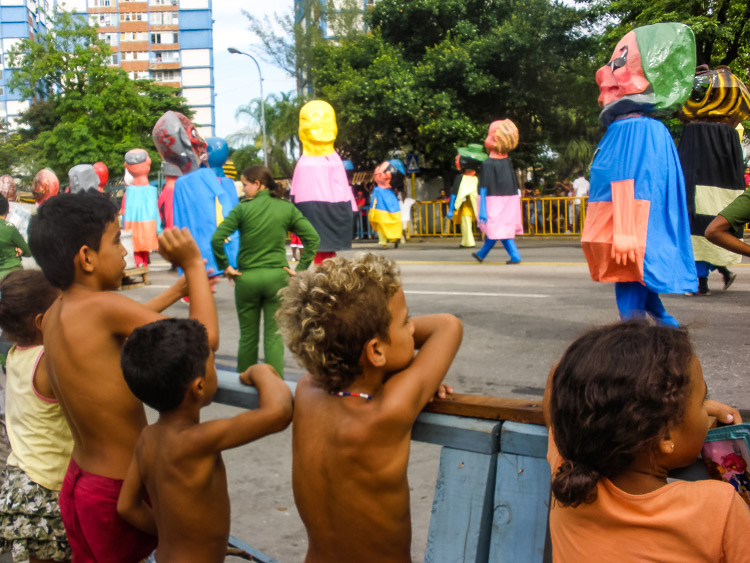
[276,253,401,392]
[485,119,519,154]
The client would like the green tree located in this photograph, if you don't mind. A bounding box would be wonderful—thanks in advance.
[587,0,750,81]
[3,11,192,179]
[229,91,304,177]
[311,0,601,175]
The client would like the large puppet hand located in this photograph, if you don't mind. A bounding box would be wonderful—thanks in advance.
[478,188,488,224]
[611,234,637,266]
[446,194,456,220]
[610,179,637,266]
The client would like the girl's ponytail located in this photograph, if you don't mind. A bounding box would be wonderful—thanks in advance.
[551,459,600,507]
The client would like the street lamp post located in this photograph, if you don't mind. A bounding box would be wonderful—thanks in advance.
[228,47,268,167]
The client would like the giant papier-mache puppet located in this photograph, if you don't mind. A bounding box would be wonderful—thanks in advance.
[153,111,239,273]
[290,100,357,264]
[369,161,402,248]
[473,122,523,263]
[582,23,697,327]
[122,149,161,268]
[68,164,100,194]
[446,145,486,249]
[32,169,59,205]
[678,66,750,294]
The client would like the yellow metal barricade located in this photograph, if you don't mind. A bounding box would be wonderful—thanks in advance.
[521,196,587,236]
[408,197,588,237]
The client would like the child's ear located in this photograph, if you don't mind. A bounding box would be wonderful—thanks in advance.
[657,437,675,456]
[76,245,96,273]
[189,377,206,400]
[363,337,386,368]
[33,313,44,332]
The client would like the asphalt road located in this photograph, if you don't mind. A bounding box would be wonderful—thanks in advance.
[119,234,750,561]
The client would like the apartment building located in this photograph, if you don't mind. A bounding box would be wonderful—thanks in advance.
[0,0,215,136]
[294,0,377,40]
[0,0,56,128]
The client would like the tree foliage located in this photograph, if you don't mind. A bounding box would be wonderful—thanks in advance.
[587,0,750,81]
[1,12,192,182]
[311,0,601,175]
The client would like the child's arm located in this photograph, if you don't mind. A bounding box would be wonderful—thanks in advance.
[158,227,219,350]
[103,229,218,349]
[383,314,463,423]
[191,364,293,453]
[117,454,157,536]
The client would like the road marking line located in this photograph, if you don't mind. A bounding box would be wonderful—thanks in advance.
[404,290,549,298]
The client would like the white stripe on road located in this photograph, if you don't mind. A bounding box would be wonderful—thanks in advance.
[404,290,549,298]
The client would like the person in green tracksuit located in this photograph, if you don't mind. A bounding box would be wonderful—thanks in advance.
[0,194,30,281]
[211,165,319,377]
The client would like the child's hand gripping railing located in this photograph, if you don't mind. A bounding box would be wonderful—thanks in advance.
[214,369,552,563]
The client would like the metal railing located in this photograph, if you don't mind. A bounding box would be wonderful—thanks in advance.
[408,197,588,237]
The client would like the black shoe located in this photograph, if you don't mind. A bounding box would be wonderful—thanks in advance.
[723,271,737,290]
[471,252,483,263]
[506,260,521,265]
[394,239,400,249]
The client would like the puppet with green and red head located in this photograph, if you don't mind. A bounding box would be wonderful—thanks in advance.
[596,23,696,127]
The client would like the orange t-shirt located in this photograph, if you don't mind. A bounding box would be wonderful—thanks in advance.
[548,433,750,562]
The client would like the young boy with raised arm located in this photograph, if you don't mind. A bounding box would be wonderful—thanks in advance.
[28,192,219,562]
[276,253,463,562]
[118,318,293,562]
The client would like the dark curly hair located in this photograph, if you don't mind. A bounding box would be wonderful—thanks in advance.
[549,321,694,507]
[276,253,401,393]
[0,270,60,346]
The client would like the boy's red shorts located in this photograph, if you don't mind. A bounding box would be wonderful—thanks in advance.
[60,458,158,563]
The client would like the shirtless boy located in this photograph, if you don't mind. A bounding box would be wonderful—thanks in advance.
[118,318,293,562]
[276,253,463,562]
[28,192,218,562]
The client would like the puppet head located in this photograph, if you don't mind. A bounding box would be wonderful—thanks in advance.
[596,23,696,127]
[374,161,396,189]
[32,168,59,204]
[152,111,208,174]
[68,164,99,194]
[206,137,229,177]
[484,120,519,156]
[0,175,17,202]
[457,144,488,172]
[93,161,109,191]
[124,149,151,186]
[299,100,337,157]
[681,66,750,127]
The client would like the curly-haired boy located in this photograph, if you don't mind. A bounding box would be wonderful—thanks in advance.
[277,253,463,562]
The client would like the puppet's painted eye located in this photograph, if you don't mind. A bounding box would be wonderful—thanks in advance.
[608,45,628,73]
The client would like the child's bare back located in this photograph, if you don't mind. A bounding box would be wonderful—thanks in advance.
[277,255,463,562]
[117,320,293,562]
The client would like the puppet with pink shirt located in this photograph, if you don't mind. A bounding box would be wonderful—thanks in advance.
[471,121,523,263]
[581,23,697,326]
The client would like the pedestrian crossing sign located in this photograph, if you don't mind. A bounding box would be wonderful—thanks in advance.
[406,154,420,173]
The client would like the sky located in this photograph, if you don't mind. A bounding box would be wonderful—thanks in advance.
[211,0,297,140]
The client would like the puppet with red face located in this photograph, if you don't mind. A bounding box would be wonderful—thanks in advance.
[369,161,402,247]
[153,111,238,273]
[32,169,59,205]
[582,23,697,326]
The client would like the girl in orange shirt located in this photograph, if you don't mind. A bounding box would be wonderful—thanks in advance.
[545,321,750,562]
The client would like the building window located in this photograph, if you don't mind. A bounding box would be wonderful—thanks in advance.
[98,32,118,46]
[151,69,179,82]
[149,11,178,25]
[150,50,180,64]
[91,13,112,26]
[121,12,146,22]
[150,0,177,5]
[0,87,4,97]
[107,54,118,65]
[150,32,178,45]
[92,0,111,6]
[121,32,148,42]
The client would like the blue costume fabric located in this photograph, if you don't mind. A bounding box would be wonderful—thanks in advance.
[123,184,162,241]
[589,116,697,295]
[173,168,239,273]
